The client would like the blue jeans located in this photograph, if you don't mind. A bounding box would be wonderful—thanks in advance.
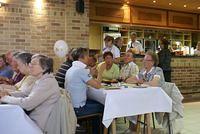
[74,100,104,134]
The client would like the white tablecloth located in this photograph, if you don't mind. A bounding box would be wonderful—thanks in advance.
[0,105,43,134]
[88,87,172,128]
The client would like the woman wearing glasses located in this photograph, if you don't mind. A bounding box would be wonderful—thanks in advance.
[126,50,165,87]
[0,54,60,131]
[125,51,165,133]
[0,52,36,93]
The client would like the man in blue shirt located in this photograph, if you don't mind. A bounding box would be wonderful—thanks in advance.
[65,48,103,133]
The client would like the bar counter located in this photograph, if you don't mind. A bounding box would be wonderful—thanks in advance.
[134,56,200,102]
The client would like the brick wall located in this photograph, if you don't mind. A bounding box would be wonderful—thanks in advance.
[171,58,200,101]
[0,0,89,70]
[65,0,89,48]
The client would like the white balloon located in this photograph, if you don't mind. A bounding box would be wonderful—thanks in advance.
[54,40,69,58]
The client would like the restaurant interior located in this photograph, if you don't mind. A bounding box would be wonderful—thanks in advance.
[0,0,200,134]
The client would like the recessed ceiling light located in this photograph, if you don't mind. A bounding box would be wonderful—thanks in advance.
[169,3,172,6]
[197,7,200,10]
[184,4,187,8]
[126,1,130,4]
[153,0,156,3]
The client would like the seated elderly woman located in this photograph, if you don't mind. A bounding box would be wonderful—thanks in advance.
[120,50,139,81]
[0,54,60,131]
[126,50,165,87]
[125,51,165,133]
[0,52,36,93]
[97,51,120,82]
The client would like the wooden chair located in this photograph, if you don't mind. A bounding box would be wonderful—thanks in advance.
[136,114,152,134]
[77,113,103,134]
[103,119,116,134]
[137,113,172,134]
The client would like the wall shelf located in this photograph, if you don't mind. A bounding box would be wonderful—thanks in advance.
[119,26,192,54]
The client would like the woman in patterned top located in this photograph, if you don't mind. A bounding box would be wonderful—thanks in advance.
[125,51,165,133]
[126,51,165,87]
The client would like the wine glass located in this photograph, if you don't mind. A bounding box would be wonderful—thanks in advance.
[117,76,123,87]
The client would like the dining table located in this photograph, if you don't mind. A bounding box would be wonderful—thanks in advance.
[87,84,172,134]
[0,104,43,134]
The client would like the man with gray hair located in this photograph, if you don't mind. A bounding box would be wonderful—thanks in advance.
[126,32,144,54]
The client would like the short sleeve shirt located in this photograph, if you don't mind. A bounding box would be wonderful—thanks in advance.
[137,67,165,87]
[97,62,120,81]
[120,62,139,80]
[65,65,92,108]
[103,45,120,58]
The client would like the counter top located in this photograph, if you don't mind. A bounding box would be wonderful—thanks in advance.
[172,56,200,58]
[134,55,200,58]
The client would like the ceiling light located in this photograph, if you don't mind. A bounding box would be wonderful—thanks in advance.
[197,7,200,10]
[153,0,156,3]
[126,1,130,4]
[184,4,187,8]
[0,2,6,8]
[169,3,172,6]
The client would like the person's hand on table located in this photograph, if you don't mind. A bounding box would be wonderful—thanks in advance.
[0,90,9,98]
[110,79,117,83]
[136,79,144,85]
[125,76,139,84]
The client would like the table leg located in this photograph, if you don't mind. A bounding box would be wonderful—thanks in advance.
[167,113,172,134]
[111,119,117,134]
[152,113,155,129]
[143,114,146,134]
[136,115,141,133]
[146,113,151,134]
[103,127,108,134]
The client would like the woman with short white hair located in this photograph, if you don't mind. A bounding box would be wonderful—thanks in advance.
[126,51,165,87]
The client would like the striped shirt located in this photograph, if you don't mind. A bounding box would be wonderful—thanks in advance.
[55,60,72,88]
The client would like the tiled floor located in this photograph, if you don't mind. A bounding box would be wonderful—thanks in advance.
[116,102,200,134]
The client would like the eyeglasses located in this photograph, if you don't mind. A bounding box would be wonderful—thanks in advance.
[29,62,39,66]
[143,59,153,61]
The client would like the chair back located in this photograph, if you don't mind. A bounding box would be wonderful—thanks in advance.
[44,88,77,134]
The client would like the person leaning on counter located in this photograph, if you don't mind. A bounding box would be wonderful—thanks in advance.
[126,32,145,55]
[158,39,172,82]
